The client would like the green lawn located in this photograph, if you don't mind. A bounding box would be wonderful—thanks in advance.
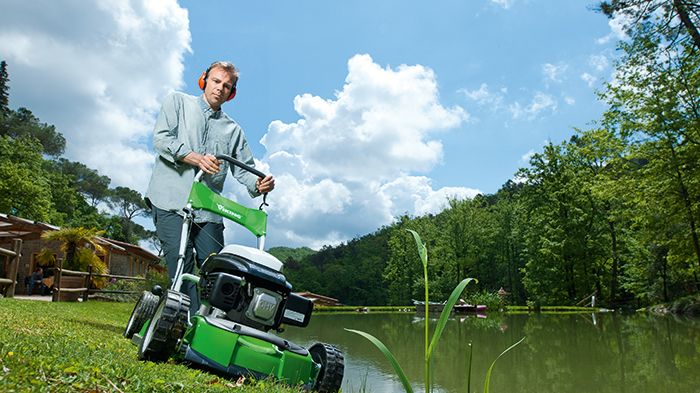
[0,298,304,393]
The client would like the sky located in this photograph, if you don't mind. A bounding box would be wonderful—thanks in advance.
[0,0,627,249]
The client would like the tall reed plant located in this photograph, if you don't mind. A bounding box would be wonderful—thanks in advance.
[346,229,523,393]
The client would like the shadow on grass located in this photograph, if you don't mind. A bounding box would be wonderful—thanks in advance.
[67,318,124,335]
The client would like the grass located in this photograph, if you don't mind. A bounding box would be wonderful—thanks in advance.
[0,298,304,393]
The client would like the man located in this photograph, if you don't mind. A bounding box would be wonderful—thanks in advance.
[27,266,44,295]
[145,61,274,313]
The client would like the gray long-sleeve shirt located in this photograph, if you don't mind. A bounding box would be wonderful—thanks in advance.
[145,92,260,223]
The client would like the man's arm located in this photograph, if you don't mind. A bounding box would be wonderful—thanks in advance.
[230,132,275,197]
[152,93,192,165]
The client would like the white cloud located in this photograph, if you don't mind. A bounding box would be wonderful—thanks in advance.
[542,63,568,83]
[262,54,468,182]
[581,72,597,87]
[520,149,535,164]
[0,0,191,193]
[490,0,514,9]
[588,54,609,72]
[253,54,476,247]
[597,11,632,44]
[509,92,557,120]
[460,83,505,108]
[380,176,480,217]
[564,96,576,105]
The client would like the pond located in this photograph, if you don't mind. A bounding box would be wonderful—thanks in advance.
[281,311,700,393]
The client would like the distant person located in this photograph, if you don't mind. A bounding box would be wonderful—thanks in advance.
[145,61,275,314]
[27,266,44,295]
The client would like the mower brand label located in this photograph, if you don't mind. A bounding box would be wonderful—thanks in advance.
[217,204,242,220]
[284,309,305,323]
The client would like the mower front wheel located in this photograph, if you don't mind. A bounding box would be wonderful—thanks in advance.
[124,290,159,339]
[138,290,190,362]
[309,342,344,393]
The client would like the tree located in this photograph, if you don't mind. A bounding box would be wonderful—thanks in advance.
[0,60,9,116]
[0,135,54,221]
[517,140,611,305]
[41,227,105,270]
[603,22,700,275]
[0,107,66,156]
[598,0,700,50]
[107,186,148,244]
[41,227,109,287]
[53,159,111,207]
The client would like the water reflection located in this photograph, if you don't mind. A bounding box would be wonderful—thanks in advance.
[280,312,700,393]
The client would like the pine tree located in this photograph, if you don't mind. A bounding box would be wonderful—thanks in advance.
[0,61,9,115]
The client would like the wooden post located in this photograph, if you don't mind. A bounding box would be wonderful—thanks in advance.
[83,265,93,302]
[5,239,22,298]
[52,257,63,302]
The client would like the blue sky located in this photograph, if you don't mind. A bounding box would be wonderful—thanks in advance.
[0,0,625,249]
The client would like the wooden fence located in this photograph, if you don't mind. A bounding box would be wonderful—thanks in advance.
[0,239,22,298]
[53,265,147,302]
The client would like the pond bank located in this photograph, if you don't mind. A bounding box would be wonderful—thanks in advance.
[314,305,603,313]
[646,294,700,316]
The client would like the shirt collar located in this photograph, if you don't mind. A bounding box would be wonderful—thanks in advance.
[198,94,221,118]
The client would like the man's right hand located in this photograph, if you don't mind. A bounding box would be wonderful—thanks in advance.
[182,152,221,174]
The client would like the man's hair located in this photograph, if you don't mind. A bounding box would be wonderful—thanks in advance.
[209,61,239,85]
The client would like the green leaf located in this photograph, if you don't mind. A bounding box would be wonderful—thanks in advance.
[427,277,477,357]
[483,337,525,393]
[345,328,414,393]
[467,342,473,393]
[406,229,427,268]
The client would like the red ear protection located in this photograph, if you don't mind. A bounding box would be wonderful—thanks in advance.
[198,68,237,101]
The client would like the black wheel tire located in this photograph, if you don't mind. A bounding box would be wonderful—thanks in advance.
[124,291,159,339]
[309,342,344,393]
[138,290,190,362]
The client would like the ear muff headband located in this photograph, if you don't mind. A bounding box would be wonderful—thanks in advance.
[198,67,237,101]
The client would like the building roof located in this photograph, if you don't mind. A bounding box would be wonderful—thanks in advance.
[0,213,159,263]
[102,237,159,261]
[0,213,59,241]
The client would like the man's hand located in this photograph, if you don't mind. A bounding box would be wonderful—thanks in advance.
[256,175,275,194]
[182,152,221,174]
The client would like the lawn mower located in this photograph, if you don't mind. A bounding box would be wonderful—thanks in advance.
[124,154,344,392]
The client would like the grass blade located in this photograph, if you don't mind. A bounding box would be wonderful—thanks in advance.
[345,328,414,393]
[406,229,427,268]
[427,277,477,357]
[483,336,525,393]
[406,229,430,392]
[467,342,473,393]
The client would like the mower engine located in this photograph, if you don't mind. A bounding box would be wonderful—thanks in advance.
[199,244,313,332]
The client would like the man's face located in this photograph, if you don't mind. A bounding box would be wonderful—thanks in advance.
[203,66,236,110]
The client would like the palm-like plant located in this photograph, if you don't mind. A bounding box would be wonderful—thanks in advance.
[35,247,57,267]
[41,227,109,286]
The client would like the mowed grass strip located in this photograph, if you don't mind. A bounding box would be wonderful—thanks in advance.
[0,299,303,393]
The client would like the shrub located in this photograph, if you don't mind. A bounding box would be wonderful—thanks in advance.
[99,269,169,302]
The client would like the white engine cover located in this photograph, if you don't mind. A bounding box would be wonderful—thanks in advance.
[219,244,284,272]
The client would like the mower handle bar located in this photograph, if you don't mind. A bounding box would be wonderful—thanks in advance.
[215,154,266,179]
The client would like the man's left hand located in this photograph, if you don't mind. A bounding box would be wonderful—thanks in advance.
[256,175,275,194]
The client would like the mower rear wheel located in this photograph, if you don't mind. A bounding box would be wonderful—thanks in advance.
[309,342,344,393]
[138,290,190,362]
[124,291,159,339]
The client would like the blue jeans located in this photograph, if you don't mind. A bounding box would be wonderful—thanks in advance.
[27,279,43,295]
[152,207,224,314]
